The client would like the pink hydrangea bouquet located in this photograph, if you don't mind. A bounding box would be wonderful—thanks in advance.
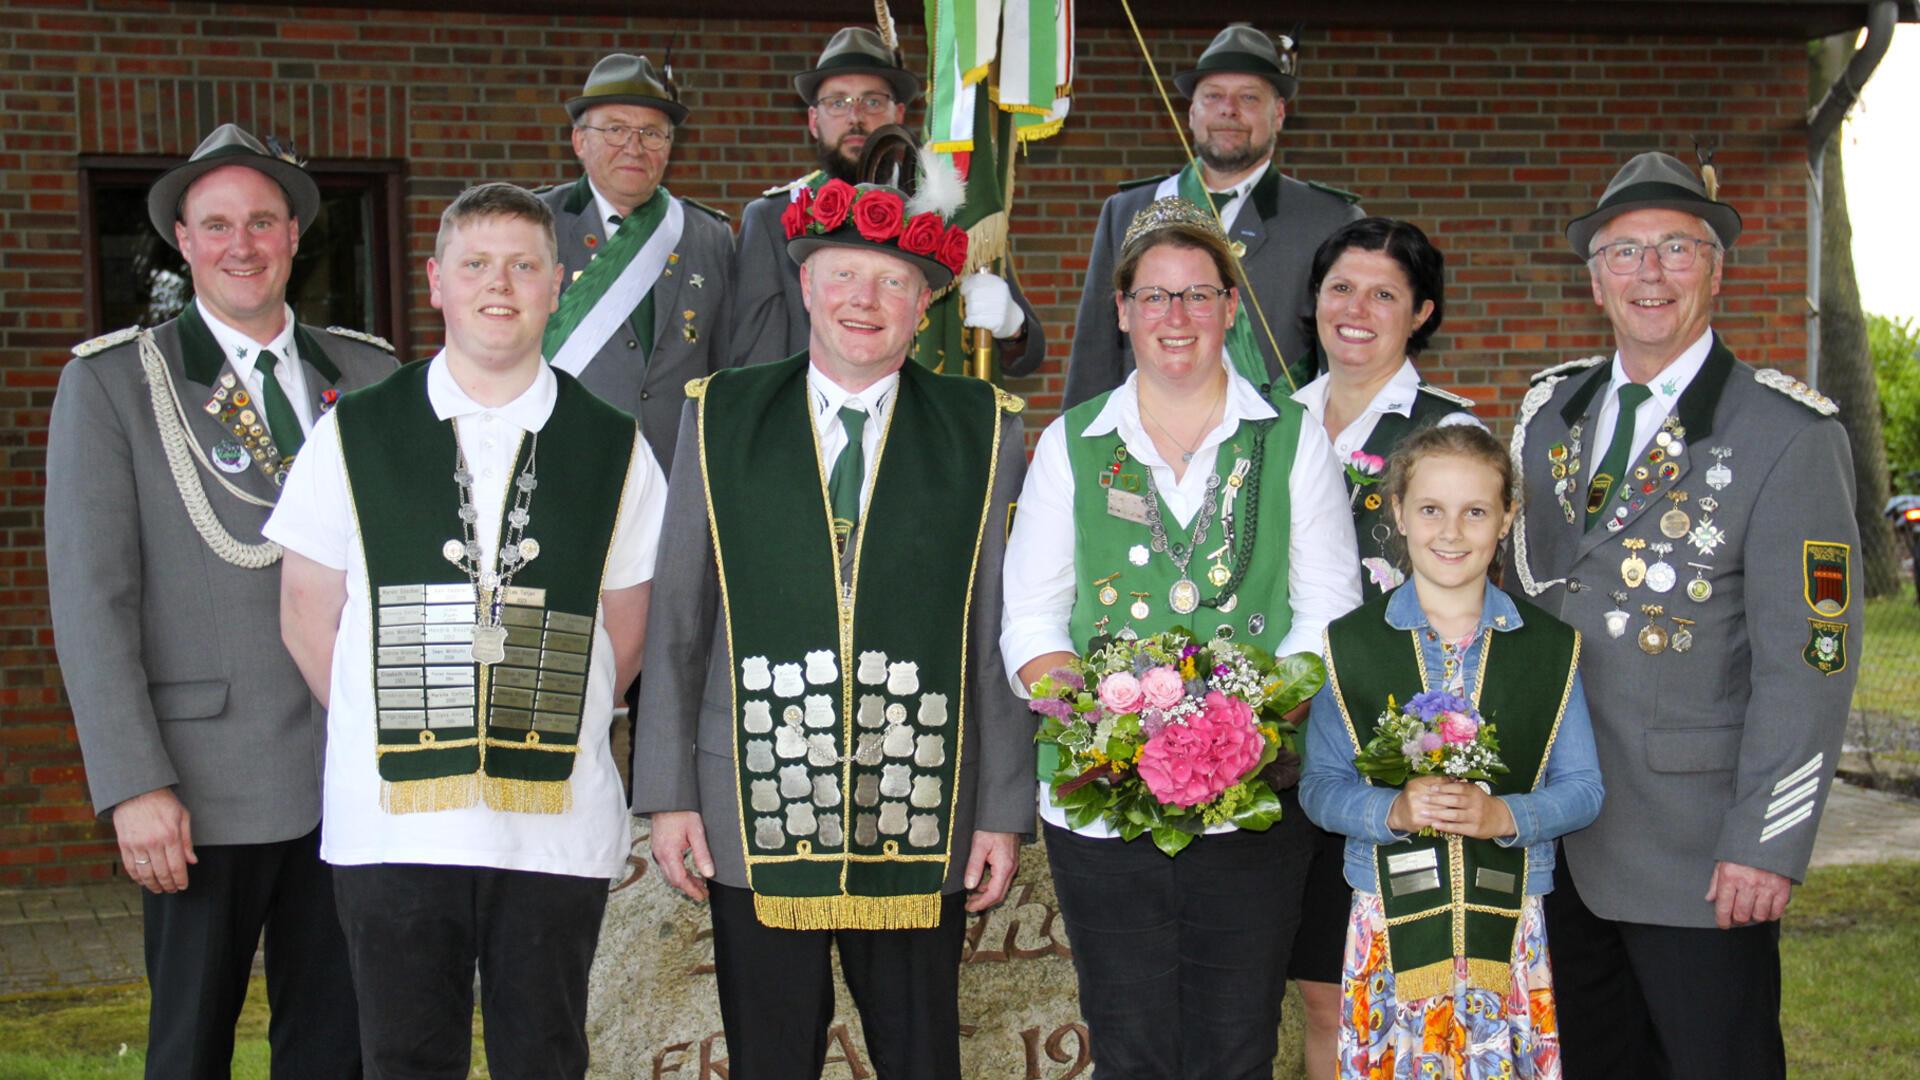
[1028,628,1325,856]
[1353,690,1508,833]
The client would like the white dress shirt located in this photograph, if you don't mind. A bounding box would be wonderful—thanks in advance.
[1589,328,1714,464]
[197,299,314,435]
[808,363,900,514]
[264,353,668,877]
[589,181,627,239]
[1000,360,1363,836]
[1292,358,1483,461]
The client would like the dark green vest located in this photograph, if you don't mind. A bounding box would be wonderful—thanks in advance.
[696,355,1013,930]
[1324,588,1579,999]
[336,360,636,815]
[1348,388,1472,601]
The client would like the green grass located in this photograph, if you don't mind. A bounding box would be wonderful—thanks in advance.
[1856,578,1920,719]
[2,863,1915,1077]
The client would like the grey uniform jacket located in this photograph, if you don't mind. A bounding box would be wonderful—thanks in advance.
[46,314,395,845]
[536,179,734,475]
[1063,167,1363,409]
[629,393,1034,890]
[1511,335,1860,928]
[729,176,1047,377]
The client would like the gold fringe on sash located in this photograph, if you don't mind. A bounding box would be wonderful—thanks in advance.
[1391,955,1517,1001]
[380,774,479,815]
[752,891,943,931]
[480,776,574,815]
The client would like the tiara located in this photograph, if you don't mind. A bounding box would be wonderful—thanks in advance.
[1122,196,1230,250]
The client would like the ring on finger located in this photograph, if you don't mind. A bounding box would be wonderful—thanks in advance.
[134,856,152,865]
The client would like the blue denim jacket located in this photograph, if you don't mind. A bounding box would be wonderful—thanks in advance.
[1298,581,1604,895]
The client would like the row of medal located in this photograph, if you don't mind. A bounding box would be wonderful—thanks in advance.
[1602,468,1738,656]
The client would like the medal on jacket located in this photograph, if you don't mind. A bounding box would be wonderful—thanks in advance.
[1206,544,1232,588]
[1604,592,1631,639]
[1670,616,1696,653]
[1686,563,1714,603]
[1644,543,1677,594]
[1638,604,1669,655]
[1129,591,1151,621]
[1660,490,1690,539]
[1620,538,1648,589]
[445,436,541,666]
[1169,578,1201,615]
[1706,446,1733,490]
[1093,572,1122,606]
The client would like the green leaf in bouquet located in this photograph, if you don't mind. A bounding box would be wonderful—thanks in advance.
[1149,823,1197,856]
[1229,782,1285,831]
[1265,651,1328,714]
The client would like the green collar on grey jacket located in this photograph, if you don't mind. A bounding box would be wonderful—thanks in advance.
[176,302,341,388]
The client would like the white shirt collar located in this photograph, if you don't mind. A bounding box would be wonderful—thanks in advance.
[197,298,297,382]
[1606,327,1714,408]
[426,350,560,432]
[1204,159,1271,200]
[1081,355,1276,466]
[1291,358,1422,423]
[588,180,626,238]
[807,364,899,427]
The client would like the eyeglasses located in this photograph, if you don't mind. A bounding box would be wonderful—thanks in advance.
[813,93,898,118]
[1123,284,1231,319]
[577,124,673,151]
[1589,237,1719,276]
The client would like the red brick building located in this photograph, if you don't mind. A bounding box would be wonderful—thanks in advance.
[0,1,1896,885]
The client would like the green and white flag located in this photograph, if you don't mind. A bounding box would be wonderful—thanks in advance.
[998,0,1072,143]
[925,0,1000,153]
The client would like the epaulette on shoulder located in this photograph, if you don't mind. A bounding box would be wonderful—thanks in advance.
[1306,180,1363,206]
[682,197,731,223]
[1529,354,1607,385]
[684,375,711,400]
[762,172,820,199]
[1117,174,1168,192]
[993,387,1026,415]
[1417,383,1475,409]
[325,326,396,353]
[1754,368,1839,416]
[72,326,142,358]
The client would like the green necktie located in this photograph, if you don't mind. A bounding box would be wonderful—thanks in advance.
[828,405,868,543]
[255,348,305,458]
[1207,190,1234,213]
[607,214,655,358]
[1584,382,1653,531]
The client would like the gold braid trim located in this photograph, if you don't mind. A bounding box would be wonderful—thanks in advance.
[752,891,943,931]
[1393,960,1455,1002]
[381,774,479,815]
[482,776,573,815]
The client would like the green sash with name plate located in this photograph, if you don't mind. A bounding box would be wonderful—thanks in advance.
[695,355,1006,930]
[336,360,637,815]
[1324,589,1579,999]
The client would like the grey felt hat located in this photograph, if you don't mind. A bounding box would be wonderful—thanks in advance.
[566,53,688,126]
[146,124,321,250]
[1566,151,1744,258]
[794,27,921,106]
[1174,23,1299,101]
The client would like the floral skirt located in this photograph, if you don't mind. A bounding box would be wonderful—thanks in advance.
[1336,891,1561,1080]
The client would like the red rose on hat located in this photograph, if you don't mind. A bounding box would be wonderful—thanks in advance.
[936,224,970,274]
[811,179,856,232]
[899,212,944,257]
[852,189,905,243]
[780,186,815,240]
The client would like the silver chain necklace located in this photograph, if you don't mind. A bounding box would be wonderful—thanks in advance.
[1141,463,1221,615]
[440,433,541,665]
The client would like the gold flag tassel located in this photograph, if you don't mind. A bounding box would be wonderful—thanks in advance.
[481,775,574,815]
[753,891,944,931]
[380,774,480,815]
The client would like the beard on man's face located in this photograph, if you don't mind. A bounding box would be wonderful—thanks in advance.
[1196,133,1274,177]
[816,130,867,183]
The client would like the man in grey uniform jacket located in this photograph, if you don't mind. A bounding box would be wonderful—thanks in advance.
[45,123,394,1077]
[1063,23,1363,409]
[1510,152,1861,1079]
[731,26,1045,381]
[635,182,1032,1079]
[536,51,733,475]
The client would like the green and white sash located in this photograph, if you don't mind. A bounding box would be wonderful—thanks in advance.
[543,183,683,376]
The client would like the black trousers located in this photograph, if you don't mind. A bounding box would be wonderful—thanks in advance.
[707,881,968,1080]
[1044,802,1315,1080]
[140,826,360,1080]
[331,863,609,1080]
[1546,852,1786,1080]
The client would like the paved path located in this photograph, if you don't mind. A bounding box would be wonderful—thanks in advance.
[3,781,1917,998]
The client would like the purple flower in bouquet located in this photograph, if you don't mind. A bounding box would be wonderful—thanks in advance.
[1029,697,1077,722]
[1404,690,1472,723]
[1048,667,1085,691]
[1135,691,1264,807]
[1097,671,1144,714]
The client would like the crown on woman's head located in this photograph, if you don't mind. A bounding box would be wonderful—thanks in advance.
[1122,197,1231,251]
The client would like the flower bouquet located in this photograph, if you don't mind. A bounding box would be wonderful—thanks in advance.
[1028,629,1326,856]
[1352,691,1508,834]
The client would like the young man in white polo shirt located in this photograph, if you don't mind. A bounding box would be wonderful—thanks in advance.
[267,181,665,1079]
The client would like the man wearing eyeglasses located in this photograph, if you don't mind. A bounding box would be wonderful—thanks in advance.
[1510,151,1860,1079]
[730,27,1046,380]
[535,52,733,476]
[1063,23,1365,410]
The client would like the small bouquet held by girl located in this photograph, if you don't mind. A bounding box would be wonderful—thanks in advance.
[1353,690,1508,833]
[1027,629,1325,855]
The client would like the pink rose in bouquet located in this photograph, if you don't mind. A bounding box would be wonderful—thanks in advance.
[1135,691,1264,807]
[1138,666,1186,710]
[1096,671,1143,714]
[1437,711,1480,745]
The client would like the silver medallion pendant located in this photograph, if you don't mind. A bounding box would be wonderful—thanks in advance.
[1705,462,1732,490]
[1169,578,1201,615]
[1687,574,1713,603]
[1604,607,1630,639]
[1645,560,1676,594]
[471,624,508,666]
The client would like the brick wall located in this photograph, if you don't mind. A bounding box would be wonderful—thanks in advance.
[0,3,1809,885]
